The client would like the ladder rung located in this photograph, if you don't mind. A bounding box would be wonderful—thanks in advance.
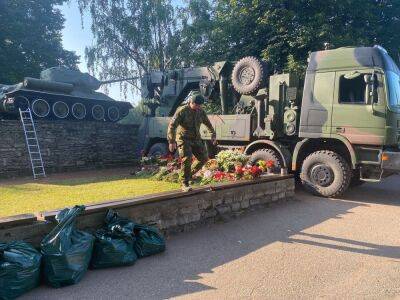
[33,166,44,168]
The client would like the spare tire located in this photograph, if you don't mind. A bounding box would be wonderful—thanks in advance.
[231,56,267,95]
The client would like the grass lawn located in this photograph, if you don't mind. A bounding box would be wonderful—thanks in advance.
[0,174,180,218]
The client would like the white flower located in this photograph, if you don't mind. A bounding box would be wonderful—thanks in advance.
[203,170,213,179]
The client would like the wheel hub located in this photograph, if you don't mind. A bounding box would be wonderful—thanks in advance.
[310,164,334,187]
[239,67,255,85]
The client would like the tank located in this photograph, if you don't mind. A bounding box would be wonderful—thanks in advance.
[0,67,133,122]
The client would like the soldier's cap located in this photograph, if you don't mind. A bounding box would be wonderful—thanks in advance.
[189,93,205,105]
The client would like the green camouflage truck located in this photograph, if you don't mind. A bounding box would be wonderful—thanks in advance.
[137,45,400,197]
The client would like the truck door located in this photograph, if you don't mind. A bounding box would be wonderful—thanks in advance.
[331,70,386,145]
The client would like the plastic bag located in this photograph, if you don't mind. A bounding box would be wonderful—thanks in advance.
[133,224,166,258]
[0,241,41,300]
[40,205,94,288]
[90,212,137,269]
[104,209,135,235]
[104,209,165,258]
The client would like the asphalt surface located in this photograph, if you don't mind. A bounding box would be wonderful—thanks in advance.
[23,175,400,299]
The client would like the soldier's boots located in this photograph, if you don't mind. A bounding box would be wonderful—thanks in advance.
[181,182,192,192]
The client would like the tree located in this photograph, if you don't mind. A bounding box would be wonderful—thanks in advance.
[77,0,178,85]
[179,0,400,73]
[0,0,79,84]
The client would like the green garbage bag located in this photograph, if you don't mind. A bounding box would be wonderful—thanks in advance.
[40,205,94,288]
[104,209,135,235]
[133,224,166,258]
[103,209,165,258]
[0,241,41,300]
[90,226,137,269]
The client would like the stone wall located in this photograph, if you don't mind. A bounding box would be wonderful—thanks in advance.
[0,175,294,248]
[0,120,138,178]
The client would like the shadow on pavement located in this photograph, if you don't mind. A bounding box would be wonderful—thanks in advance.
[22,176,400,299]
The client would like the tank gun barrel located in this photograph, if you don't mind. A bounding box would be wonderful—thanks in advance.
[99,76,140,85]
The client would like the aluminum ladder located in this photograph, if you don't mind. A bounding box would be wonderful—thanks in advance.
[19,108,46,179]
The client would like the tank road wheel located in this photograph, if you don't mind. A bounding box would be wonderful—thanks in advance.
[14,96,30,111]
[53,101,69,119]
[32,99,50,118]
[249,148,282,173]
[108,106,120,122]
[231,56,267,95]
[72,103,86,120]
[300,150,351,198]
[92,105,105,121]
[148,143,168,157]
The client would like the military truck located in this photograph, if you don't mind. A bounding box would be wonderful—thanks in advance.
[137,45,400,197]
[0,67,133,122]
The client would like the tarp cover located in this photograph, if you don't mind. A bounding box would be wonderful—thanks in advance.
[0,241,41,300]
[40,205,94,288]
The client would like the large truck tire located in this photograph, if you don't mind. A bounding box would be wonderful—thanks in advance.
[231,56,266,95]
[249,148,282,173]
[148,142,168,157]
[300,150,351,198]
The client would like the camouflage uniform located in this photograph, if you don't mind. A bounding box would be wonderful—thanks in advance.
[167,104,216,184]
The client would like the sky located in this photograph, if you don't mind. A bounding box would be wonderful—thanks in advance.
[60,1,133,103]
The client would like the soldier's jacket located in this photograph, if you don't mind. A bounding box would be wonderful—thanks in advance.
[167,104,215,145]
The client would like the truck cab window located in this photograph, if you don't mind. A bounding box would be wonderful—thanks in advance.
[339,74,366,104]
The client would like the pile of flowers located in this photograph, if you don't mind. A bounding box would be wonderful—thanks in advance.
[133,150,276,185]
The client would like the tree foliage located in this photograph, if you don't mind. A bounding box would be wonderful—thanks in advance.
[0,0,79,84]
[81,0,400,92]
[180,0,400,73]
[77,0,179,85]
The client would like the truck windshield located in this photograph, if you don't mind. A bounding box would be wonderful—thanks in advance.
[383,52,400,109]
[387,71,400,107]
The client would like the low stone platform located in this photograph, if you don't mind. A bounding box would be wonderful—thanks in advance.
[0,175,294,247]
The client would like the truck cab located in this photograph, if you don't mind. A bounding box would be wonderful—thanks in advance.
[292,46,400,195]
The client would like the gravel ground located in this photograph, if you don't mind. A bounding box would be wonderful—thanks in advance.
[22,175,400,299]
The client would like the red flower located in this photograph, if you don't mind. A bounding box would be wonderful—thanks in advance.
[213,171,226,181]
[250,165,262,177]
[235,165,244,175]
[266,160,275,168]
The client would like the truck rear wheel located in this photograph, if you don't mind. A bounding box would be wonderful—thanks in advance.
[148,143,168,157]
[300,150,351,198]
[249,148,282,173]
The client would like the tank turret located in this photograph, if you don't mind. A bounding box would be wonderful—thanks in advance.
[0,67,134,122]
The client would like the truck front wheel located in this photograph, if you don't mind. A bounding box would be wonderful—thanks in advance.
[300,150,351,198]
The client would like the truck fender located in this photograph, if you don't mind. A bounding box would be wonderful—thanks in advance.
[244,140,290,169]
[292,137,357,171]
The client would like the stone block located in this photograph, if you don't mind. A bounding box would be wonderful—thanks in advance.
[215,204,231,215]
[240,199,250,209]
[231,202,241,212]
[250,198,260,206]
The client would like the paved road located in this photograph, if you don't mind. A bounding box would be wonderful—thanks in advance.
[23,176,400,299]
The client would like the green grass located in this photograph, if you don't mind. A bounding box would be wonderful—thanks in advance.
[0,175,180,218]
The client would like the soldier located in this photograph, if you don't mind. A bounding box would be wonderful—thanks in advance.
[167,93,216,191]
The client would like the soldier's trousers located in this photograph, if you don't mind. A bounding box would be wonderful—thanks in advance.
[177,140,208,184]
